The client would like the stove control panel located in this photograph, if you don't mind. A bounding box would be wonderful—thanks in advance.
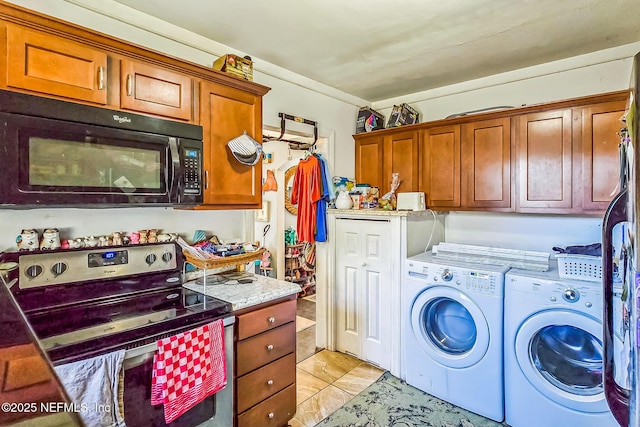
[18,244,177,289]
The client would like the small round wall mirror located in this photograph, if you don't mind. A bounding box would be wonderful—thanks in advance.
[284,166,298,215]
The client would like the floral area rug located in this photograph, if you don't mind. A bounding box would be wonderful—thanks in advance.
[316,372,507,427]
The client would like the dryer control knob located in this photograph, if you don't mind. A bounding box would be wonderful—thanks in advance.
[562,288,580,302]
[441,269,453,282]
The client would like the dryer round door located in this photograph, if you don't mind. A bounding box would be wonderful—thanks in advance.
[514,309,608,412]
[410,286,489,368]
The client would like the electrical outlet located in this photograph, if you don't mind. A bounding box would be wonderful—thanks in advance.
[255,201,270,222]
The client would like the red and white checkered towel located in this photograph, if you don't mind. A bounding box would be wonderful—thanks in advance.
[151,319,226,424]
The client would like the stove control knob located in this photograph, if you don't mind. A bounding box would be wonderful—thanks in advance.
[145,254,157,265]
[50,261,68,277]
[441,269,453,282]
[25,264,43,279]
[562,288,580,302]
[162,252,173,263]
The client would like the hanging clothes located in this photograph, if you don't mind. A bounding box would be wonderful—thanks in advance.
[291,155,322,243]
[314,154,334,242]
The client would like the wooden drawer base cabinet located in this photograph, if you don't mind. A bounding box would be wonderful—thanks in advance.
[237,384,296,427]
[235,298,296,426]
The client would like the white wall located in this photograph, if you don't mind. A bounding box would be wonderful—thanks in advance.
[0,208,246,251]
[1,0,362,251]
[444,211,603,254]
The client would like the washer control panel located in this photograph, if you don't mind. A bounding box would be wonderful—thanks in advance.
[406,260,504,296]
[507,274,600,310]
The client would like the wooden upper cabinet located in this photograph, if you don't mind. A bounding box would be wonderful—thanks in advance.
[419,125,461,209]
[6,24,107,104]
[199,81,262,207]
[354,134,384,191]
[517,109,573,210]
[120,59,193,121]
[382,131,419,194]
[580,100,627,211]
[461,118,512,209]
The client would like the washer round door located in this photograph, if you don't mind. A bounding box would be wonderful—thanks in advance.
[410,286,489,368]
[514,309,608,412]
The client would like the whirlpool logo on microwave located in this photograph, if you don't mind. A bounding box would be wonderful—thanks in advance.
[112,115,132,124]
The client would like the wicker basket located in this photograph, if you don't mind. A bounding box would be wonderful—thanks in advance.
[183,247,265,271]
[556,254,602,282]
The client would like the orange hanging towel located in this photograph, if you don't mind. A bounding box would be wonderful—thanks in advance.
[291,156,322,243]
[262,169,277,192]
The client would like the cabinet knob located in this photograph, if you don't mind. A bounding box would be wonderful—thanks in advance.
[268,316,276,323]
[267,379,274,385]
[268,412,275,419]
[267,344,274,350]
[361,262,367,267]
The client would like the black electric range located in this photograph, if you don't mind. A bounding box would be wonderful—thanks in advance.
[2,243,231,364]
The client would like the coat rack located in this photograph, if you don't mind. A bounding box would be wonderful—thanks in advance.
[263,112,318,150]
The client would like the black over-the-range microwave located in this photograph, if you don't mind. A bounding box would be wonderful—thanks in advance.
[0,90,203,208]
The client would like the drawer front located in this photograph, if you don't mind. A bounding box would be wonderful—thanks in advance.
[237,353,296,413]
[237,299,296,340]
[237,384,296,427]
[237,322,295,376]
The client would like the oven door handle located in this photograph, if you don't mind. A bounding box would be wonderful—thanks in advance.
[123,316,235,369]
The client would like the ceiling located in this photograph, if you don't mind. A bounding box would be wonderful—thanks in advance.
[112,0,640,102]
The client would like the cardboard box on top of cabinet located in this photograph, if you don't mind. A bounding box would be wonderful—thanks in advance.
[213,54,253,81]
[355,107,385,133]
[386,103,420,128]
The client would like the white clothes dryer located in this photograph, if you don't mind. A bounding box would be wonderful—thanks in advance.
[402,252,508,422]
[504,264,618,427]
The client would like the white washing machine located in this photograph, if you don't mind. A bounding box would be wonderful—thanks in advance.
[504,264,618,427]
[402,252,508,422]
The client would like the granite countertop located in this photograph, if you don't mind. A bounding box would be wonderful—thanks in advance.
[182,273,300,311]
[329,208,435,217]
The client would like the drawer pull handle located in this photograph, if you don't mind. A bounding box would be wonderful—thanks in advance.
[268,317,276,323]
[268,412,275,419]
[267,344,274,351]
[267,379,274,385]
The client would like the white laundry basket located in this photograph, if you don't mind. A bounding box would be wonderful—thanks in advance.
[555,254,602,282]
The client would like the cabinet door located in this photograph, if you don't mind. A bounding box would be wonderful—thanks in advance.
[517,110,573,210]
[335,218,391,368]
[6,25,107,104]
[355,134,384,190]
[200,81,262,207]
[461,118,512,209]
[419,125,461,209]
[580,101,627,211]
[383,130,419,194]
[120,59,193,121]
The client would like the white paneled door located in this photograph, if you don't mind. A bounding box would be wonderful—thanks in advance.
[335,218,391,368]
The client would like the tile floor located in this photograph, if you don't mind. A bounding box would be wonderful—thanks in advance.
[292,297,385,427]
